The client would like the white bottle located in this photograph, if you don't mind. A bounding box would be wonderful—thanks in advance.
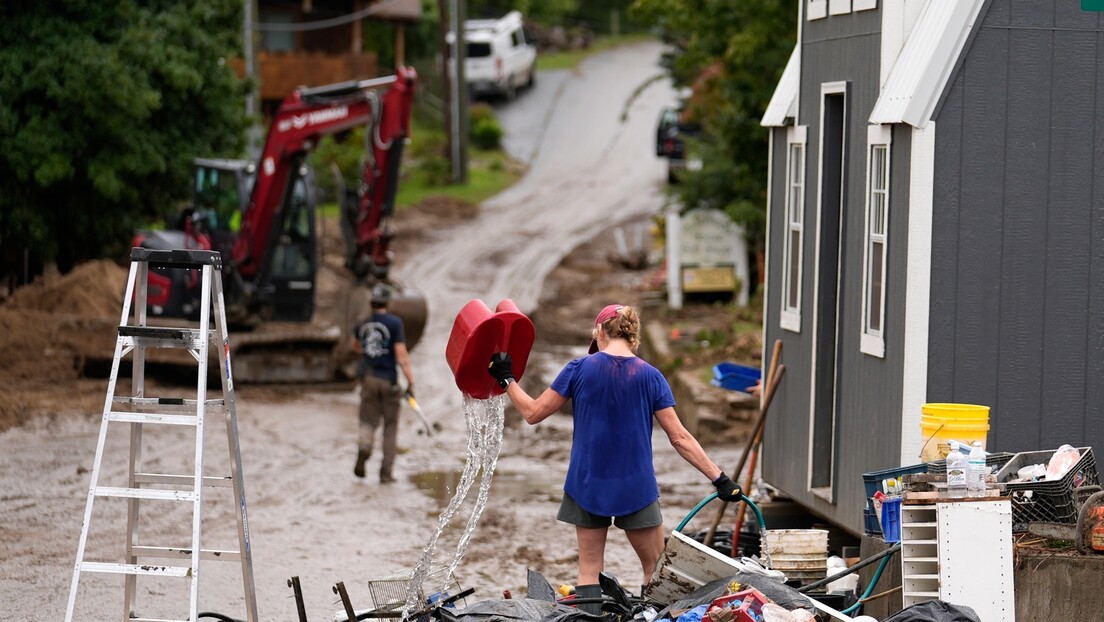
[967,441,987,496]
[946,441,967,498]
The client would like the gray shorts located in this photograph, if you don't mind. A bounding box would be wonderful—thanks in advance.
[557,492,663,530]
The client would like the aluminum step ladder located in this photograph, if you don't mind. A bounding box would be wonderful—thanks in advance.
[65,248,258,622]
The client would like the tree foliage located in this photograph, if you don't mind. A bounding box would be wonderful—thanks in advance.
[631,0,797,252]
[0,0,250,272]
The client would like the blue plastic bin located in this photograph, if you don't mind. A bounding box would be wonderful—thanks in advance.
[862,463,928,535]
[880,497,902,543]
[710,362,762,392]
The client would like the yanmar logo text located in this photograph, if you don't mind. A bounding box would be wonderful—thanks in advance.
[277,105,350,132]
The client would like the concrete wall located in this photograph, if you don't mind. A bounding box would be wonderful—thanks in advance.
[1014,551,1104,621]
[855,542,1104,620]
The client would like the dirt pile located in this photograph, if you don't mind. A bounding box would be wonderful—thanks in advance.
[5,260,128,318]
[0,259,128,430]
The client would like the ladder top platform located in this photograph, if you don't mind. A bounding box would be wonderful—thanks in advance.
[130,247,222,269]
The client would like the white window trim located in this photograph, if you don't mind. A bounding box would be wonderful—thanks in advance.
[781,125,807,333]
[829,0,852,16]
[808,0,827,20]
[861,124,892,357]
[854,0,877,11]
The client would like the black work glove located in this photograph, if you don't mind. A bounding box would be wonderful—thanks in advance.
[487,352,515,389]
[712,472,742,502]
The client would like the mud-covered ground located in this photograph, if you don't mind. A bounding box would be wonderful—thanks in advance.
[0,42,760,622]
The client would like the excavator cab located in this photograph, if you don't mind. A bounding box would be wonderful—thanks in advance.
[192,158,319,323]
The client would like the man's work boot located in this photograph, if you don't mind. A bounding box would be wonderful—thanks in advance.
[574,584,603,616]
[379,467,396,484]
[353,447,371,478]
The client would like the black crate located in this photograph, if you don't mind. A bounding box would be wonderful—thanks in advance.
[926,451,1015,475]
[998,447,1098,527]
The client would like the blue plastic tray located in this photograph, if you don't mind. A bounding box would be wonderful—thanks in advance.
[710,362,761,392]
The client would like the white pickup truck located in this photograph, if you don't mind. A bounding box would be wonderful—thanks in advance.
[463,11,537,99]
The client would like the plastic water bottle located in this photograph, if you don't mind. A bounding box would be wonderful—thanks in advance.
[967,441,987,496]
[946,441,967,498]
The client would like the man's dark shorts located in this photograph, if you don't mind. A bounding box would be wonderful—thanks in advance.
[557,492,663,530]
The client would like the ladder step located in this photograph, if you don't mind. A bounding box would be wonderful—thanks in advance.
[95,486,198,502]
[118,326,211,349]
[131,247,222,269]
[107,412,200,426]
[80,561,191,578]
[134,473,233,487]
[131,545,242,563]
[114,396,226,412]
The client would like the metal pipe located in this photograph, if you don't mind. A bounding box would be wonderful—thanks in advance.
[796,542,902,594]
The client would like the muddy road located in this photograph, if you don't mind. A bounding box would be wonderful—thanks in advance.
[0,41,743,621]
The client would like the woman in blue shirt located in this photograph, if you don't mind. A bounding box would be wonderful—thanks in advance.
[488,304,741,610]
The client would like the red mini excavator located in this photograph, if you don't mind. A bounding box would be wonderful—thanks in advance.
[132,67,427,382]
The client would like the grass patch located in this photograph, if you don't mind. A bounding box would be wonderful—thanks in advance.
[396,148,523,207]
[537,33,655,71]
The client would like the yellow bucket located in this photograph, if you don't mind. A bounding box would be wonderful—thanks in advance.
[919,403,990,462]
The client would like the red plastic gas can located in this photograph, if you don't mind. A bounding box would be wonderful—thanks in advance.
[445,299,535,399]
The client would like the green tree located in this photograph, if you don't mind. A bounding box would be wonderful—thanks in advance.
[0,0,250,273]
[631,0,796,254]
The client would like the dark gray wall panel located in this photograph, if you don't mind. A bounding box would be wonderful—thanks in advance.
[1010,0,1051,28]
[929,87,963,401]
[993,28,1051,452]
[931,0,1104,454]
[1055,1,1101,29]
[763,128,815,499]
[1089,32,1104,444]
[776,11,898,533]
[1039,30,1097,449]
[985,0,1010,27]
[952,24,1008,409]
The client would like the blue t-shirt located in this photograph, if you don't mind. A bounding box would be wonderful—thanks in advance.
[354,312,405,383]
[550,352,676,516]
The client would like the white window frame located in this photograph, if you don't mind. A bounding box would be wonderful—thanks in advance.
[854,0,877,11]
[808,0,827,20]
[829,0,852,15]
[781,125,807,333]
[861,124,892,358]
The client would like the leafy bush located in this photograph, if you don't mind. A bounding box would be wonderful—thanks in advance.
[469,103,503,150]
[418,154,453,187]
[308,128,367,203]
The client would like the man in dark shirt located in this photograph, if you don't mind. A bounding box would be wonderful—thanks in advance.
[351,284,415,483]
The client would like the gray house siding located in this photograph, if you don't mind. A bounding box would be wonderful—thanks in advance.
[927,0,1104,454]
[763,8,904,534]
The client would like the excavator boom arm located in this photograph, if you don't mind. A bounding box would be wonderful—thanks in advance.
[232,68,416,279]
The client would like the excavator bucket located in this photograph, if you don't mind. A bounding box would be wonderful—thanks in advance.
[389,286,428,351]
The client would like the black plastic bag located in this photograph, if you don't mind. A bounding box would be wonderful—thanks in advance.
[883,601,982,622]
[437,598,603,622]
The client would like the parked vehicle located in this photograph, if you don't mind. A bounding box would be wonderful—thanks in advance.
[464,11,537,100]
[656,108,702,183]
[655,107,679,156]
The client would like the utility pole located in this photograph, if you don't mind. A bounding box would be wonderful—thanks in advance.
[243,0,263,157]
[449,0,469,183]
